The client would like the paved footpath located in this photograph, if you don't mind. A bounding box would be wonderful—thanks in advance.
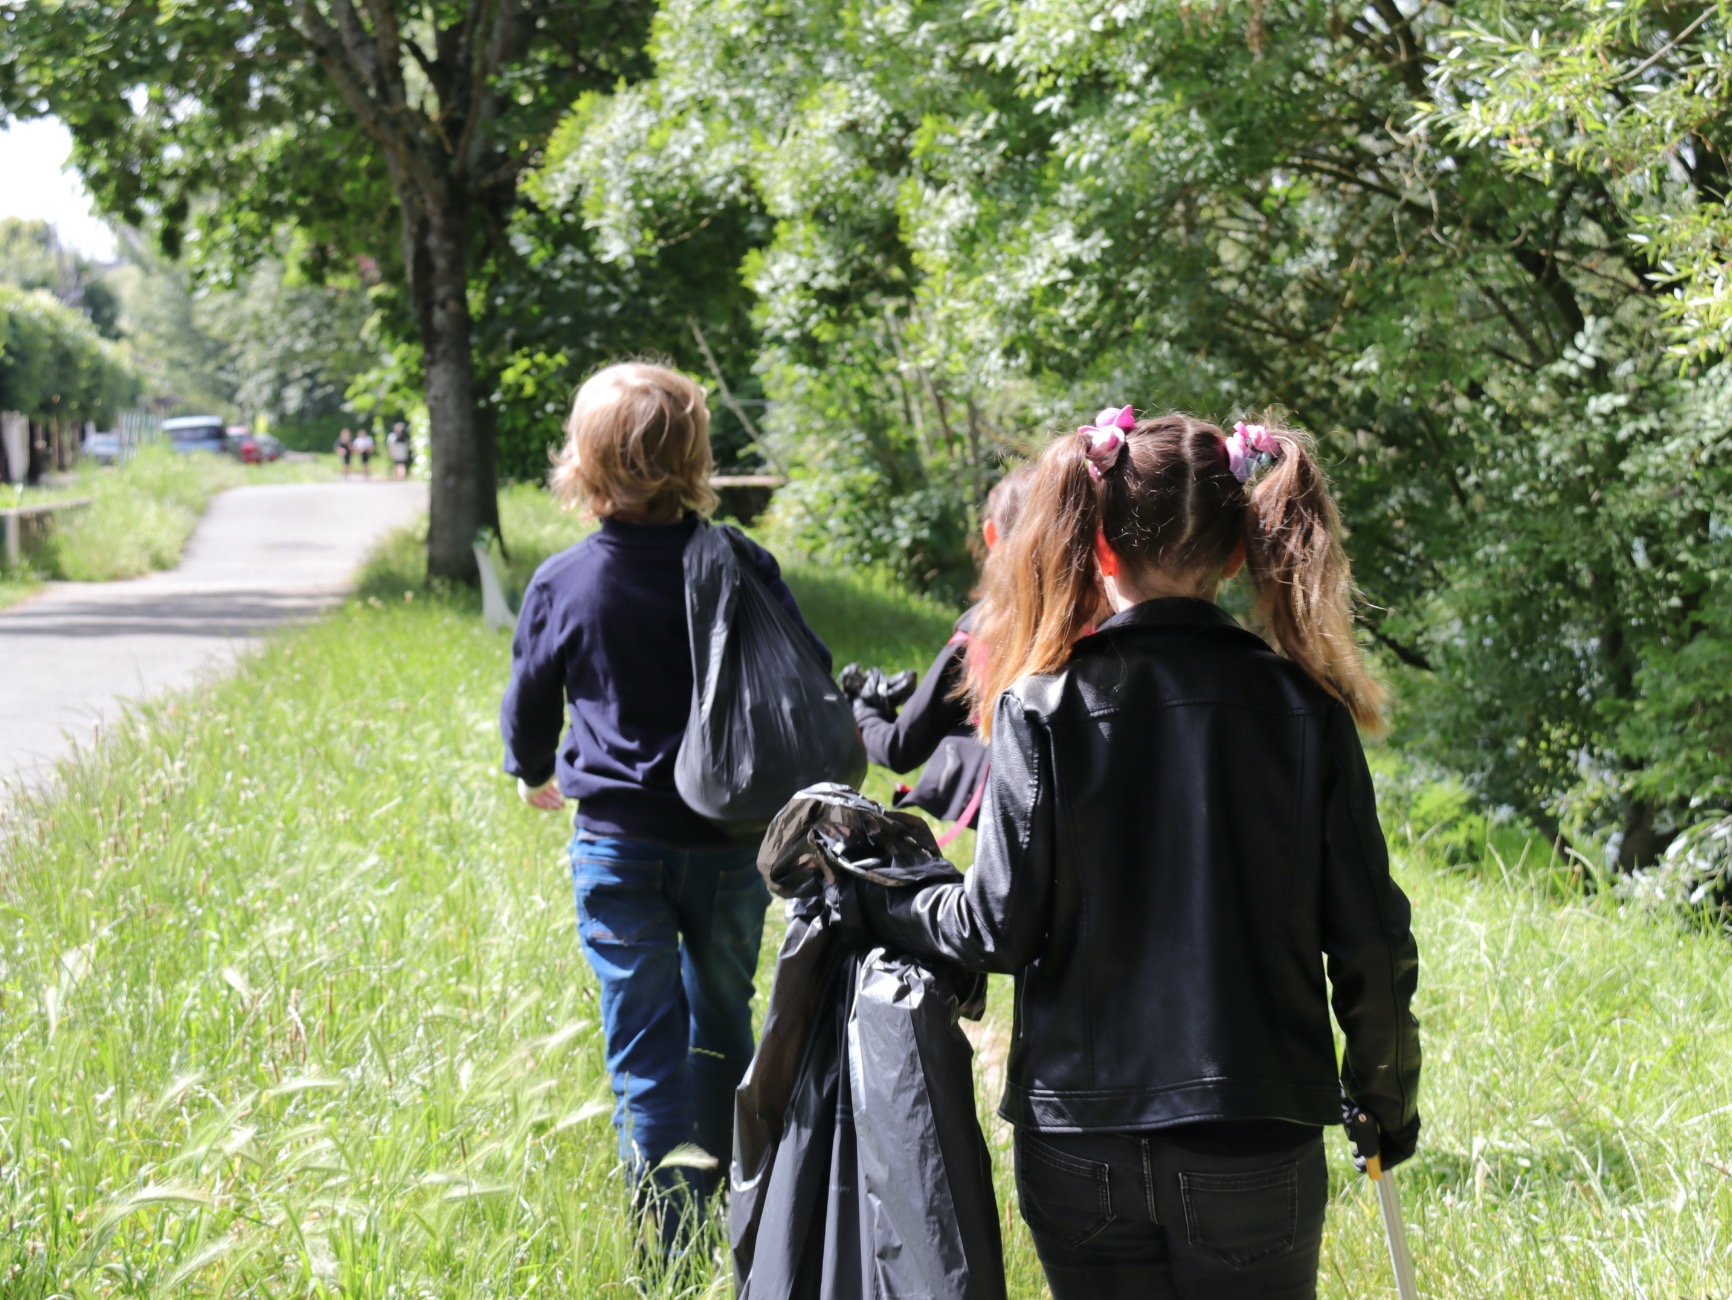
[0,481,427,794]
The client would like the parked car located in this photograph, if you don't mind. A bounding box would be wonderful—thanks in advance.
[82,431,123,465]
[225,426,283,464]
[163,415,229,456]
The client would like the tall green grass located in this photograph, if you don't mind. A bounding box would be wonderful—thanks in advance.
[42,446,249,581]
[0,572,38,609]
[2,493,1729,1296]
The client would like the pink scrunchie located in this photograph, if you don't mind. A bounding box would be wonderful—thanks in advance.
[1224,421,1281,483]
[1079,404,1135,481]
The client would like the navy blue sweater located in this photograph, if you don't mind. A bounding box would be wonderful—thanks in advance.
[499,515,831,846]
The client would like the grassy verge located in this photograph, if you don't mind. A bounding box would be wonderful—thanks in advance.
[0,449,345,607]
[2,490,1729,1297]
[0,573,39,609]
[42,448,249,583]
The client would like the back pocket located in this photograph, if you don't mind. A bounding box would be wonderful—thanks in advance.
[1178,1162,1298,1266]
[1015,1130,1114,1248]
[572,857,671,949]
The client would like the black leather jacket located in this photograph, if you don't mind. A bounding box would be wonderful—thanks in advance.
[864,598,1421,1145]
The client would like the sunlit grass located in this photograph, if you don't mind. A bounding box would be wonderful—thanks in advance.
[0,573,40,611]
[41,447,249,581]
[2,487,1729,1296]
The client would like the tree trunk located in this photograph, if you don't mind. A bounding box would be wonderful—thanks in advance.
[1600,615,1675,870]
[402,187,497,584]
[1616,793,1676,872]
[26,422,45,486]
[965,396,984,507]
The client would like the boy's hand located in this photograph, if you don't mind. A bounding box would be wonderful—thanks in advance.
[518,778,566,811]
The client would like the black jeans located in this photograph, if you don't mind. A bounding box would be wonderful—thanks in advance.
[1014,1126,1328,1300]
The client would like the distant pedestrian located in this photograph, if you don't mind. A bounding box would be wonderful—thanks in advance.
[354,429,376,479]
[387,423,411,480]
[335,427,353,479]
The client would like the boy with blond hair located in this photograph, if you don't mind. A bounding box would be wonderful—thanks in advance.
[500,362,829,1243]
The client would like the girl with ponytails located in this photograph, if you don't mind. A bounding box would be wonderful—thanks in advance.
[853,407,1421,1299]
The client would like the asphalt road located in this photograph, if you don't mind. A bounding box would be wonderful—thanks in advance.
[0,480,427,795]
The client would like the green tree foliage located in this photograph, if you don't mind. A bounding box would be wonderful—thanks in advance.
[542,0,1730,862]
[103,239,376,429]
[0,284,137,425]
[104,244,238,418]
[0,216,121,339]
[1428,0,1732,360]
[483,187,768,484]
[223,259,376,427]
[540,0,1043,592]
[1,0,655,580]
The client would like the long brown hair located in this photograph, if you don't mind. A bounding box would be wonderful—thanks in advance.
[969,412,1386,734]
[967,461,1037,570]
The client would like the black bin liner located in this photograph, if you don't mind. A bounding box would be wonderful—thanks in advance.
[733,784,1007,1300]
[675,525,867,825]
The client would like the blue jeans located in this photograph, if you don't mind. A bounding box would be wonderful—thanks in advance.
[570,831,770,1186]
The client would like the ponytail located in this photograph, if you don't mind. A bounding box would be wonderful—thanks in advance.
[964,410,1387,738]
[967,435,1103,735]
[1245,428,1387,732]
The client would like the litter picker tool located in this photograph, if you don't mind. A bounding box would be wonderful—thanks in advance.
[1354,1106,1420,1300]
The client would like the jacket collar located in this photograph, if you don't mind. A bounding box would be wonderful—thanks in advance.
[1092,597,1246,636]
[596,512,701,549]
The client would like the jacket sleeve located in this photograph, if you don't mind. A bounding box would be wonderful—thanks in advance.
[1319,703,1422,1144]
[854,640,970,772]
[732,527,833,673]
[863,689,1054,974]
[499,576,565,788]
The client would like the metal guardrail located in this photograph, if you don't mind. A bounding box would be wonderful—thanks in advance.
[1,496,94,568]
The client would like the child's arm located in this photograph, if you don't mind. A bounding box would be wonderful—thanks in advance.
[854,639,970,773]
[857,689,1054,973]
[1319,703,1423,1164]
[499,577,568,798]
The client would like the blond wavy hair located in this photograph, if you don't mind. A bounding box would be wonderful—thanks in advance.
[550,362,719,519]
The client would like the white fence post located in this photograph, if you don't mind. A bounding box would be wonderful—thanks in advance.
[1,412,27,485]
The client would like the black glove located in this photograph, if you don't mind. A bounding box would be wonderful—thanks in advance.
[1341,1092,1420,1173]
[883,669,918,708]
[838,662,868,700]
[857,666,918,716]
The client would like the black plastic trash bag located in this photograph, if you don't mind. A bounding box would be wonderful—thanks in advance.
[675,525,866,825]
[733,784,1007,1300]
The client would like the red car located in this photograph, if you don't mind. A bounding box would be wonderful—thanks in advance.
[225,427,283,464]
